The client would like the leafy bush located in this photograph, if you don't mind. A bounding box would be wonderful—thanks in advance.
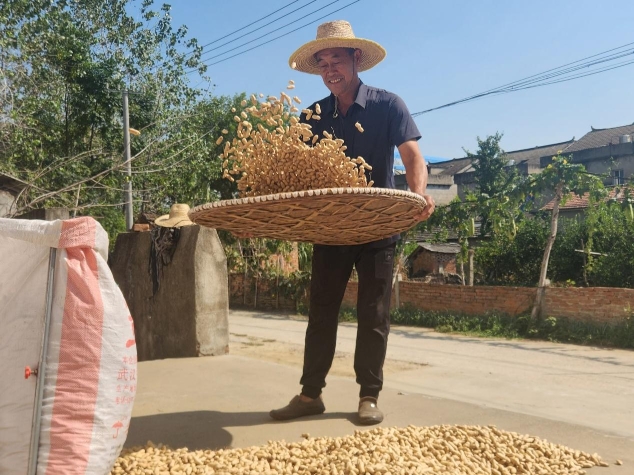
[475,215,549,286]
[474,202,634,288]
[339,304,634,349]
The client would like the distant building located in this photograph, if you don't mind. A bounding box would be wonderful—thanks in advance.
[0,173,26,217]
[453,139,576,200]
[407,242,461,277]
[393,139,578,206]
[540,123,634,187]
[540,188,633,221]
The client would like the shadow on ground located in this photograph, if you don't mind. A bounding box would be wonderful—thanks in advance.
[125,410,360,450]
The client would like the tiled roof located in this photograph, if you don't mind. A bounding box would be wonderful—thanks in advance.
[418,243,461,254]
[541,193,590,211]
[411,221,484,242]
[566,123,634,153]
[429,157,473,176]
[541,188,631,211]
[451,139,576,175]
[505,139,575,167]
[0,173,29,195]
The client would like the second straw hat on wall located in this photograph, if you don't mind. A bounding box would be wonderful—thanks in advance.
[154,203,195,228]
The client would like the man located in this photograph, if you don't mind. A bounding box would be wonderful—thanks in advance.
[270,20,435,425]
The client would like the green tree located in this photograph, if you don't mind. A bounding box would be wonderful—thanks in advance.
[419,195,477,284]
[476,214,550,286]
[419,134,523,284]
[465,133,518,237]
[528,153,605,319]
[0,0,207,239]
[586,192,634,288]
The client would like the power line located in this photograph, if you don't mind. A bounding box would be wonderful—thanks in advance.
[156,0,307,73]
[493,49,634,91]
[465,41,634,98]
[197,0,319,61]
[516,58,634,90]
[196,0,303,53]
[187,0,360,72]
[190,0,345,70]
[411,41,634,117]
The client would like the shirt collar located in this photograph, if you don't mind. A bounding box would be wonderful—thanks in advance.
[323,81,368,115]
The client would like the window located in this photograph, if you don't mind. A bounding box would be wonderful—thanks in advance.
[612,169,624,186]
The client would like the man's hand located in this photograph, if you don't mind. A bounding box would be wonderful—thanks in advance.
[414,193,435,222]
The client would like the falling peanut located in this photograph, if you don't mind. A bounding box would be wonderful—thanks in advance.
[214,89,373,197]
[355,122,364,133]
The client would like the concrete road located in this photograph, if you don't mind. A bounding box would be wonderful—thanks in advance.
[228,309,634,439]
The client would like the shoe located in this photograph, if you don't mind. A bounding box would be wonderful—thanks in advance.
[269,395,326,420]
[358,396,383,425]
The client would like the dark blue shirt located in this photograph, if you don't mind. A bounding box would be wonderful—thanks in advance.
[302,82,421,247]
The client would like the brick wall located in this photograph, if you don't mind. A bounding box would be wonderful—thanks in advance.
[544,287,634,323]
[342,281,634,324]
[231,273,634,324]
[229,273,297,311]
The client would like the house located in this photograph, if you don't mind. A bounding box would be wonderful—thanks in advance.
[407,242,461,277]
[0,173,26,217]
[394,168,456,205]
[454,138,576,200]
[395,139,576,205]
[540,123,634,186]
[394,154,456,206]
[541,188,633,221]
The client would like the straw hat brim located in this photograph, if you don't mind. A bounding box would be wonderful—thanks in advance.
[154,215,195,228]
[189,187,427,246]
[289,38,386,75]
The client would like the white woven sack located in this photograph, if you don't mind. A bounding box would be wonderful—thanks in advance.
[0,217,137,475]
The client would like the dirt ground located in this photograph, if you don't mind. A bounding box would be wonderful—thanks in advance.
[229,332,426,378]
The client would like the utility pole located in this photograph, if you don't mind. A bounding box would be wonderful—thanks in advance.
[122,91,133,232]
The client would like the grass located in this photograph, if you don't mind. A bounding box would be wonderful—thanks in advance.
[338,304,634,350]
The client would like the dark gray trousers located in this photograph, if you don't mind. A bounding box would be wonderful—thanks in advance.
[300,242,395,399]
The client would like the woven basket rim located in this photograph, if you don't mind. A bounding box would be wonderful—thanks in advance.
[188,187,427,245]
[189,187,426,214]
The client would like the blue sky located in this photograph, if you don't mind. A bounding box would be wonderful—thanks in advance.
[167,0,634,160]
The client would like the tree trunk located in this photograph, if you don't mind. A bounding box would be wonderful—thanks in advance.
[392,249,405,309]
[468,247,475,286]
[276,256,281,310]
[531,183,563,320]
[72,184,81,218]
[581,239,589,287]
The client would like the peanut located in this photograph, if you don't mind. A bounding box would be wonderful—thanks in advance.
[214,88,372,197]
[111,425,608,475]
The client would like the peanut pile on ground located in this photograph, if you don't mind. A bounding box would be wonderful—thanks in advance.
[111,424,616,475]
[217,82,372,198]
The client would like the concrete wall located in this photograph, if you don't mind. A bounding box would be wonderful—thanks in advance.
[341,281,634,324]
[16,208,70,220]
[110,226,229,361]
[582,155,634,185]
[426,184,458,206]
[0,191,15,217]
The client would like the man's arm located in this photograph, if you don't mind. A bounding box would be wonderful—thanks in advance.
[398,140,435,221]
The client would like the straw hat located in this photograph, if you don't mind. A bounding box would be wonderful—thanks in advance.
[155,203,195,228]
[288,20,386,75]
